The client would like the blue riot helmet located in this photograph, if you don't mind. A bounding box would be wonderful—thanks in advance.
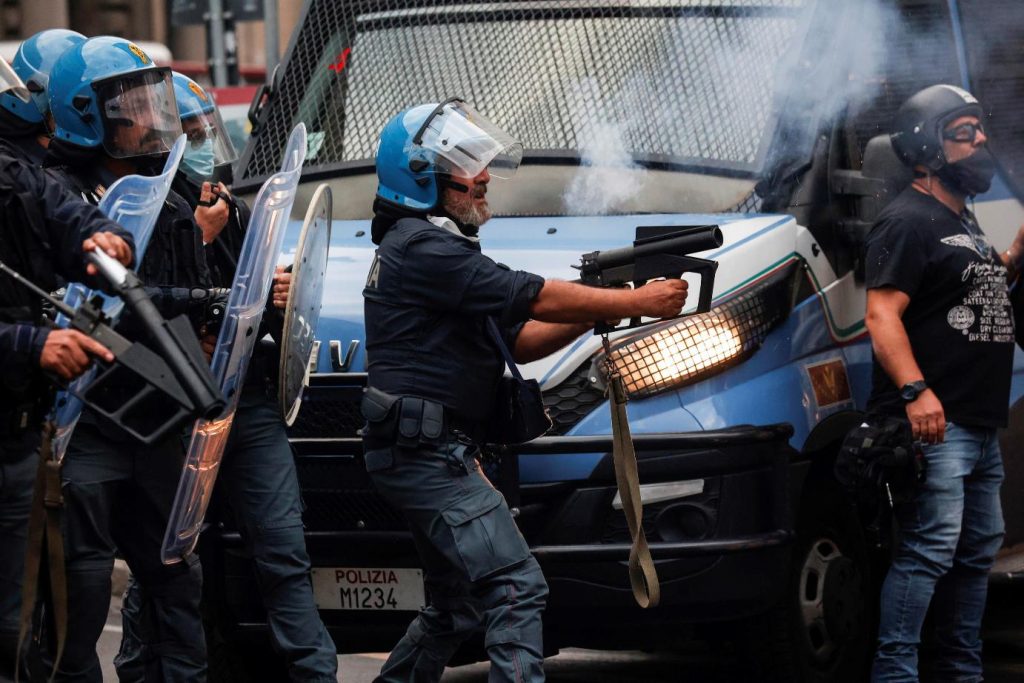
[375,98,523,211]
[0,57,30,112]
[1,29,86,126]
[48,36,182,160]
[171,72,237,183]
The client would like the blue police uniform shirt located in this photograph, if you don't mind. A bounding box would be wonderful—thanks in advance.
[363,215,545,423]
[0,149,134,363]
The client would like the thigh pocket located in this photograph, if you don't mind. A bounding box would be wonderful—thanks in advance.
[441,486,530,582]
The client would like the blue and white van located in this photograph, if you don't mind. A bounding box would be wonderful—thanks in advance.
[209,1,1024,680]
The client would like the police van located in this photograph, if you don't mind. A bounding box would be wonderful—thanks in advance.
[211,0,1024,680]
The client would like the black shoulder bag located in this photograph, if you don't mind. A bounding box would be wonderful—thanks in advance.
[484,318,552,444]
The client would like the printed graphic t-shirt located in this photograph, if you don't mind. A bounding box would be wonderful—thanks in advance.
[865,187,1015,427]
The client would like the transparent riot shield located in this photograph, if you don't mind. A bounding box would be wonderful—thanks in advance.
[162,123,308,564]
[50,135,187,462]
[279,183,331,426]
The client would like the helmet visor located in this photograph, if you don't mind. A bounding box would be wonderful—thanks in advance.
[415,100,522,179]
[0,59,30,103]
[95,68,182,159]
[181,106,238,180]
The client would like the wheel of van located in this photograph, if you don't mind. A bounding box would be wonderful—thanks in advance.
[741,479,879,682]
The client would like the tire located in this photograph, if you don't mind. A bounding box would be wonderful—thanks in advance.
[741,478,880,682]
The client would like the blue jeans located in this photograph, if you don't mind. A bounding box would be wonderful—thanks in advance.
[871,422,1005,683]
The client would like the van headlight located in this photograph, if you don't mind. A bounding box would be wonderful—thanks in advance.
[596,269,794,399]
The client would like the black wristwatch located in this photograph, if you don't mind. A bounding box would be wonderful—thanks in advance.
[899,380,928,402]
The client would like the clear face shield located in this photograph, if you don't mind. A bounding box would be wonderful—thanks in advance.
[181,106,238,183]
[413,99,523,179]
[95,67,182,160]
[0,59,30,105]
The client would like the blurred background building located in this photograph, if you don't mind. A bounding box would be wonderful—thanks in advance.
[0,0,303,85]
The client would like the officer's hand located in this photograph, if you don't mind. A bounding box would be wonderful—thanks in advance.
[632,279,688,319]
[905,389,945,444]
[39,329,114,380]
[200,333,217,363]
[272,266,291,309]
[83,232,133,274]
[195,182,230,245]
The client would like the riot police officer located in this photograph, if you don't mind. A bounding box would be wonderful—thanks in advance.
[362,99,687,683]
[41,37,211,682]
[0,57,135,683]
[115,73,337,683]
[0,29,85,165]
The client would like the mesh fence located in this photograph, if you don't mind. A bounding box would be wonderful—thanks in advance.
[240,0,811,184]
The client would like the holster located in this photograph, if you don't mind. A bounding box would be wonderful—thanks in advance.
[360,386,447,450]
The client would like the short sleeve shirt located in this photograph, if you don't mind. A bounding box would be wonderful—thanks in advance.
[865,187,1015,427]
[363,217,545,422]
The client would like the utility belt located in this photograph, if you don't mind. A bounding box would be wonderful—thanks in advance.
[0,354,51,442]
[0,398,48,442]
[360,386,484,451]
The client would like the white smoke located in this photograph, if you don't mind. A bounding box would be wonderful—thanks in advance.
[562,78,648,216]
[559,0,911,217]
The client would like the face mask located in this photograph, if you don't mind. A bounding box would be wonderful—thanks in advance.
[133,151,170,176]
[937,147,996,197]
[182,139,215,181]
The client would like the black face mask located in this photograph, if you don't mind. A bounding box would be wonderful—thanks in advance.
[937,147,996,197]
[133,152,170,177]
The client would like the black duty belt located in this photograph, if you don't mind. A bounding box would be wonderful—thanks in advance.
[360,386,484,450]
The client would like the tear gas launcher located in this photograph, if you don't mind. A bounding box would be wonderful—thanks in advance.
[574,225,723,334]
[0,251,225,444]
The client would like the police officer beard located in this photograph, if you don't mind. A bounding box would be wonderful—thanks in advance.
[444,183,491,228]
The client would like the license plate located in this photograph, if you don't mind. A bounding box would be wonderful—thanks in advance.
[311,567,425,611]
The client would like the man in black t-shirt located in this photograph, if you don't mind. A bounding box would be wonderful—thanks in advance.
[865,85,1024,682]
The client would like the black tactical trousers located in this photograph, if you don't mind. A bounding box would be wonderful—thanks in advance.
[0,432,37,683]
[365,438,548,683]
[47,420,205,683]
[116,387,337,682]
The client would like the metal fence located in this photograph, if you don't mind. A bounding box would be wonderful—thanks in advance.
[239,0,810,184]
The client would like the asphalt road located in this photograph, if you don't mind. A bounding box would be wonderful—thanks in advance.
[94,580,1024,682]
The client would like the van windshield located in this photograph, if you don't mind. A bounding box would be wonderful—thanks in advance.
[241,1,812,184]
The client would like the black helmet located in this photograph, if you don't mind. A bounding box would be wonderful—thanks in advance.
[890,84,984,170]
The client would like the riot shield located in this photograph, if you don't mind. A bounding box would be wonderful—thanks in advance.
[279,183,332,426]
[162,123,308,564]
[50,135,187,461]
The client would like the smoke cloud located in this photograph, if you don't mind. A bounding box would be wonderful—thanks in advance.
[562,78,649,216]
[559,0,913,216]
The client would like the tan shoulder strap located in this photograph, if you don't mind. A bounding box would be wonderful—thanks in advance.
[607,370,660,608]
[17,423,68,682]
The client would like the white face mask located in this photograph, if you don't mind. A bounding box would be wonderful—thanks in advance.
[182,138,215,181]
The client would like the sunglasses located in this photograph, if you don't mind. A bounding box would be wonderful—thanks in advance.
[942,121,985,144]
